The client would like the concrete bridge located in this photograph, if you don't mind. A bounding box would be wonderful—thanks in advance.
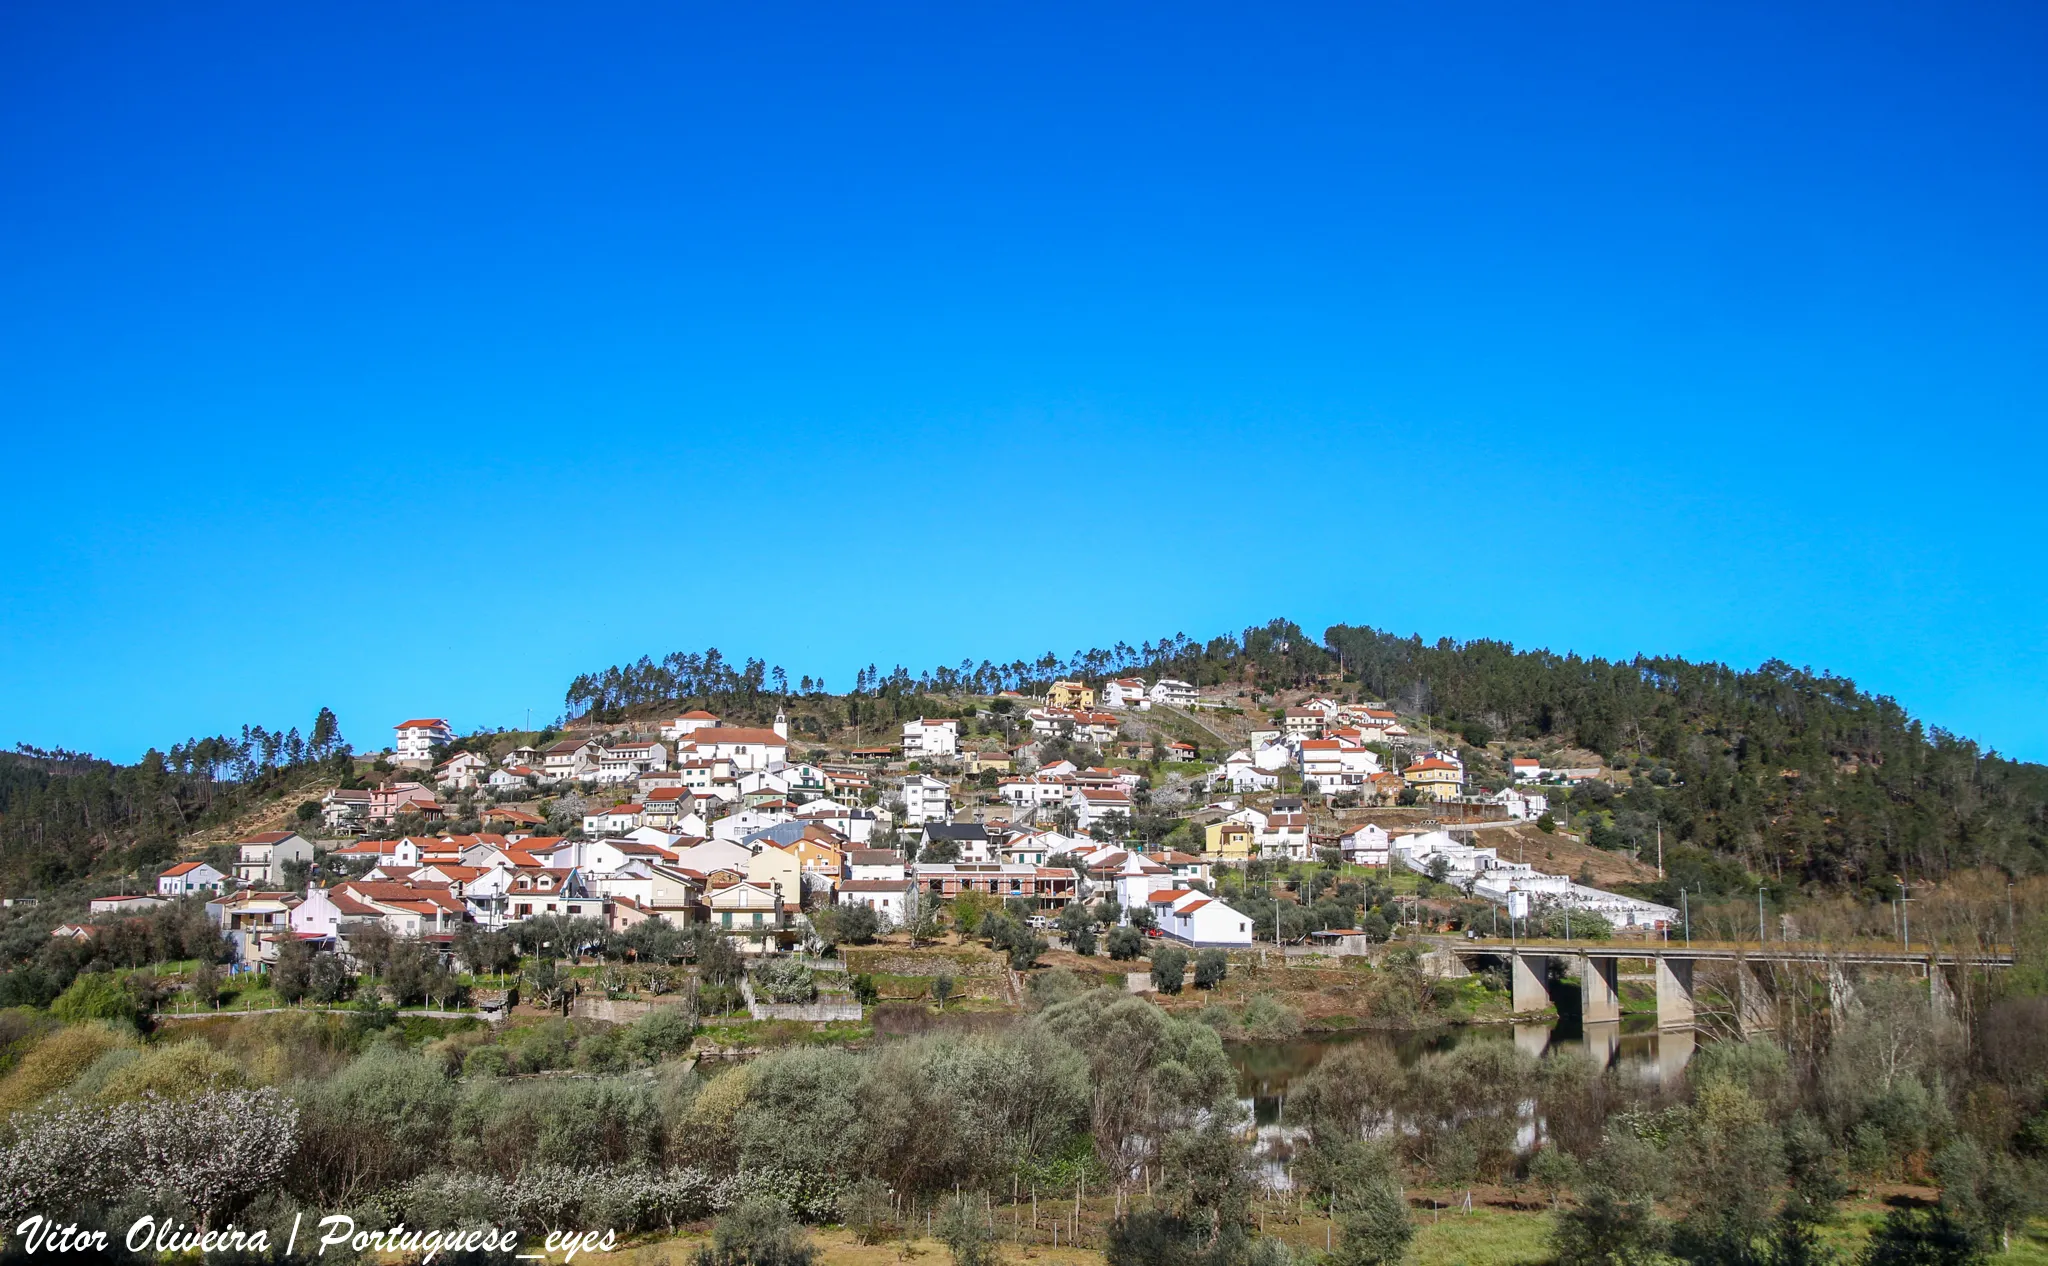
[1445,941,2014,1033]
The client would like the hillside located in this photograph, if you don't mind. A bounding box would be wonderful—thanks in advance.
[4,619,2045,900]
[564,618,2048,899]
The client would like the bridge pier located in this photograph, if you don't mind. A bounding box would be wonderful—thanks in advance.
[1583,1019,1620,1068]
[1579,955,1621,1024]
[1657,1026,1697,1083]
[1828,963,1858,1016]
[1736,962,1776,1037]
[1512,951,1553,1015]
[1655,955,1696,1030]
[1928,960,1956,1019]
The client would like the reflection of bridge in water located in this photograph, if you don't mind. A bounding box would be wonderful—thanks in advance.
[1512,1018,1698,1084]
[1448,941,2014,1035]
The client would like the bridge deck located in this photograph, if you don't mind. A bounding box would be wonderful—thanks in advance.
[1446,940,2011,968]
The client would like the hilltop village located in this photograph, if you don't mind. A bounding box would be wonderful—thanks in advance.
[120,677,1674,975]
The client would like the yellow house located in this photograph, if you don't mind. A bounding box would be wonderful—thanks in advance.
[1046,680,1096,709]
[745,845,803,904]
[1402,758,1464,803]
[963,751,1013,775]
[779,836,845,882]
[1204,820,1255,862]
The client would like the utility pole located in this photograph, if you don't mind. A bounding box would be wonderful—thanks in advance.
[1682,888,1690,948]
[1758,886,1767,945]
[1656,822,1663,880]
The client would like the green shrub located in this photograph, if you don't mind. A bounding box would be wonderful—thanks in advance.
[50,973,137,1026]
[1150,947,1189,995]
[97,1039,245,1102]
[627,1007,695,1064]
[462,1045,512,1078]
[0,1024,135,1114]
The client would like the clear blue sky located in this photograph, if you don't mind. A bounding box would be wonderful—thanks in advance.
[2,2,2044,763]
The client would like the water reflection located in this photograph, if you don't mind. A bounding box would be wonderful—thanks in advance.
[1228,1016,1697,1185]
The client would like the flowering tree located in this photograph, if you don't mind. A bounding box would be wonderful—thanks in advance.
[0,1089,298,1226]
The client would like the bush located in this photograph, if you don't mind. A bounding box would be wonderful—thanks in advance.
[836,904,880,946]
[841,1175,895,1245]
[1861,1206,1985,1266]
[1107,927,1145,961]
[937,1191,1000,1266]
[627,1006,696,1064]
[751,960,818,1005]
[97,1039,245,1102]
[1238,994,1302,1040]
[1150,947,1189,995]
[1193,949,1228,989]
[0,1024,134,1114]
[698,1196,818,1266]
[50,973,138,1026]
[463,1045,512,1078]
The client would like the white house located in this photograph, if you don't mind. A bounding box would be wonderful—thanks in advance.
[234,831,315,887]
[157,861,225,897]
[1299,739,1382,797]
[1491,787,1551,821]
[1068,713,1120,746]
[920,822,993,863]
[1152,889,1254,948]
[1149,679,1197,707]
[898,774,951,826]
[1072,786,1134,832]
[1510,758,1546,783]
[1258,812,1311,862]
[392,718,454,766]
[598,740,670,784]
[794,802,879,843]
[999,775,1072,808]
[836,878,916,925]
[490,764,541,792]
[683,724,789,773]
[321,788,373,833]
[711,806,794,842]
[901,718,960,761]
[1281,708,1326,739]
[847,849,908,881]
[672,837,756,875]
[1338,823,1391,867]
[1102,678,1150,710]
[659,710,722,741]
[542,738,602,783]
[90,894,167,914]
[435,750,491,791]
[1216,752,1279,793]
[582,804,644,835]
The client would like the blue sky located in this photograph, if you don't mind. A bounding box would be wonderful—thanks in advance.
[2,2,2044,762]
